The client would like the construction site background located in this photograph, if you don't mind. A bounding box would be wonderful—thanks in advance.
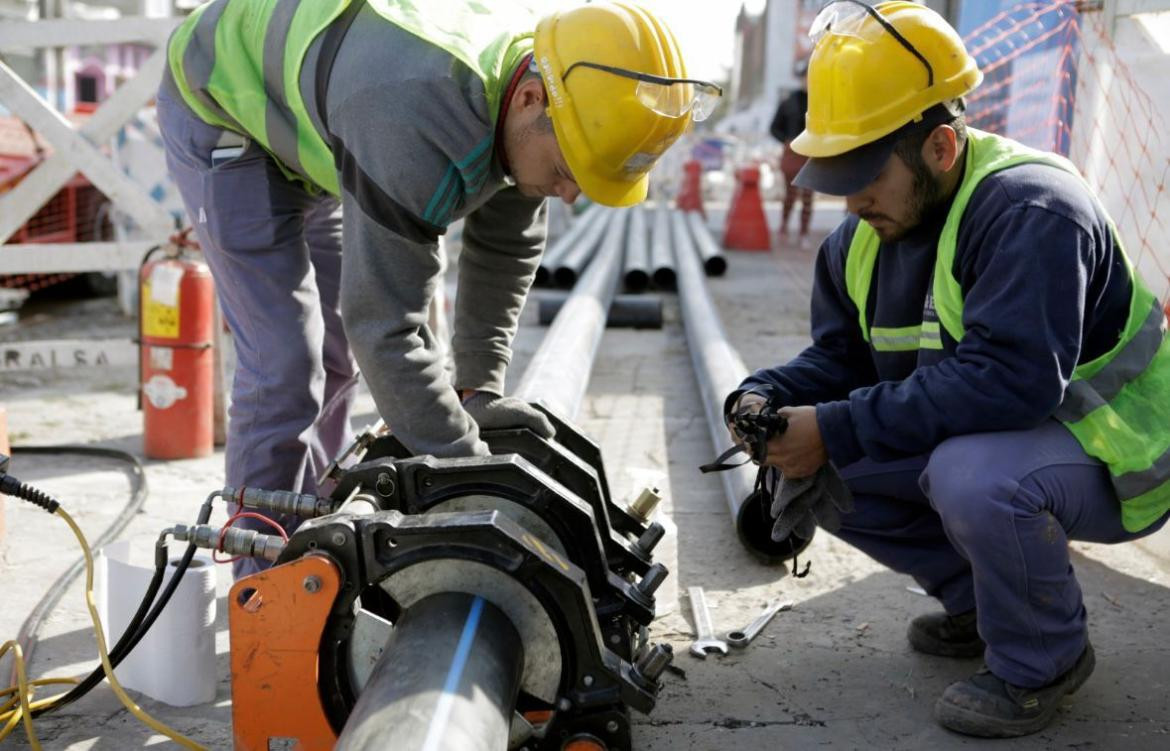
[1,1,1169,749]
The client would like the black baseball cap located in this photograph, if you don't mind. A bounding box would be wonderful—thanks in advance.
[794,103,959,196]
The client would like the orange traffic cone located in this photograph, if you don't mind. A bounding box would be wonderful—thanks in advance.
[722,165,770,251]
[675,160,705,217]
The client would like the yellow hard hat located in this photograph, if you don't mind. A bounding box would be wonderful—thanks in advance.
[534,2,722,207]
[791,0,981,193]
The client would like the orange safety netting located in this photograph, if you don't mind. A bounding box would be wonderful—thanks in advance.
[963,1,1170,318]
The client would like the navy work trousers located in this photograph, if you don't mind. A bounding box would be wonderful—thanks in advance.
[836,420,1167,688]
[157,88,358,578]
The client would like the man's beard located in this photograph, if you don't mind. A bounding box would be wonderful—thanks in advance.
[877,165,950,242]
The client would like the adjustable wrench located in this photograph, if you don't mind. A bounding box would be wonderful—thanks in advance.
[688,586,728,658]
[725,600,793,648]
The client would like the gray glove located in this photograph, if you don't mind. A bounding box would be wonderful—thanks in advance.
[769,464,854,542]
[463,391,556,439]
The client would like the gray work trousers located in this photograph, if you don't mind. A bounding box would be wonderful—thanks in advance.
[157,87,357,578]
[836,420,1168,688]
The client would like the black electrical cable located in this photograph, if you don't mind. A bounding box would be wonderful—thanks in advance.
[30,537,167,716]
[31,492,218,717]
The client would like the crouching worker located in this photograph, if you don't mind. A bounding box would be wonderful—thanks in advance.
[725,0,1170,738]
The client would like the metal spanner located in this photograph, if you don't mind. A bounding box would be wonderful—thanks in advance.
[687,586,728,658]
[725,600,794,649]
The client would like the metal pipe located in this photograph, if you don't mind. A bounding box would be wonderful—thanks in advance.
[554,208,613,289]
[515,208,628,419]
[648,202,676,291]
[336,593,524,751]
[685,210,728,277]
[536,204,604,287]
[537,293,662,329]
[622,204,651,292]
[671,209,790,565]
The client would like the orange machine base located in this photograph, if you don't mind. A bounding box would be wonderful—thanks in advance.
[229,555,341,751]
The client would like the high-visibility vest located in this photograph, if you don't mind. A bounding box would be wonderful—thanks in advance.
[166,0,537,195]
[844,128,1170,532]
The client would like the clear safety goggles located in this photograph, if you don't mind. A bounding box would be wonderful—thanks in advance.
[562,61,724,122]
[809,0,935,86]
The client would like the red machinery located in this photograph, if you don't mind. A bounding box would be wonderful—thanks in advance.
[1,115,114,294]
[139,242,215,459]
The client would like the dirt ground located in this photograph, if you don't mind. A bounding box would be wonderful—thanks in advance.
[1,202,1168,750]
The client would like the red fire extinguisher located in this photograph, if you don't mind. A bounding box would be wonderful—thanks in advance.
[139,238,215,459]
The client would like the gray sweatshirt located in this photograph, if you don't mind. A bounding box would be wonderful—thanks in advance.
[296,4,547,458]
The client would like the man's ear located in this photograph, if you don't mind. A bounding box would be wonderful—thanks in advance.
[924,124,960,173]
[514,78,547,114]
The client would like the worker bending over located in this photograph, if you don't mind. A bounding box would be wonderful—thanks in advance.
[158,0,717,577]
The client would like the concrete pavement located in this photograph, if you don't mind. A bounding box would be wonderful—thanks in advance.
[1,202,1167,750]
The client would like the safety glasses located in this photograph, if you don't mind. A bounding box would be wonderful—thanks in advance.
[562,61,724,122]
[809,0,935,86]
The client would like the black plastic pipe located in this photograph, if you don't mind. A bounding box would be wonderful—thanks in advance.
[536,204,604,287]
[516,208,628,419]
[648,203,676,291]
[537,293,663,329]
[622,204,651,293]
[684,210,728,276]
[671,209,791,565]
[335,593,523,751]
[554,208,613,289]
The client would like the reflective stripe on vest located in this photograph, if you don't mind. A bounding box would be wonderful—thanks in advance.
[167,0,535,196]
[843,128,1170,531]
[869,323,943,352]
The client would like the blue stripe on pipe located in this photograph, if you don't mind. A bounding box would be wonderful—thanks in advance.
[420,596,486,751]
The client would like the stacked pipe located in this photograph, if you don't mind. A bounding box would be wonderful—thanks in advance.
[552,208,613,289]
[621,205,651,293]
[536,204,608,287]
[535,206,662,328]
[537,202,722,294]
[684,210,728,277]
[648,203,677,291]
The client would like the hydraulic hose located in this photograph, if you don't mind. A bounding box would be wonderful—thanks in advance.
[33,494,216,716]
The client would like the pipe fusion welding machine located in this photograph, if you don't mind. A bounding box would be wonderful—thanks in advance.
[175,407,673,751]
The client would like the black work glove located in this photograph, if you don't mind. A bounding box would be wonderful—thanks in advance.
[768,464,854,542]
[463,391,556,439]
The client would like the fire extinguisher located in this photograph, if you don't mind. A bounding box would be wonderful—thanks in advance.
[139,235,215,459]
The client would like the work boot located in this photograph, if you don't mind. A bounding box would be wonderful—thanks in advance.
[908,609,984,658]
[934,643,1096,738]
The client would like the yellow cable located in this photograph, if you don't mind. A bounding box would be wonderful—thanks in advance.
[1,676,77,698]
[53,507,208,750]
[0,707,24,745]
[0,679,77,719]
[0,508,207,749]
[0,641,42,750]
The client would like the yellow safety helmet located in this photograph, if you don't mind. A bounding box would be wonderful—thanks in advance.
[534,2,722,207]
[792,0,982,195]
